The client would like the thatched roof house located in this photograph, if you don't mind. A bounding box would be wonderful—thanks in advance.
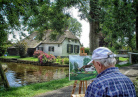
[14,30,81,57]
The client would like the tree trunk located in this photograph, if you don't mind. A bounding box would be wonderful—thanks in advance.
[0,63,10,88]
[136,1,138,50]
[89,22,99,53]
[89,0,99,53]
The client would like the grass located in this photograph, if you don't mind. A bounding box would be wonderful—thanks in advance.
[119,57,128,61]
[0,56,38,62]
[0,77,74,97]
[115,63,132,68]
[1,56,20,59]
[19,57,38,61]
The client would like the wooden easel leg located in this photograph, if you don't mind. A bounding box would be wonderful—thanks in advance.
[71,80,90,96]
[85,80,87,91]
[79,81,82,94]
[71,80,77,97]
[83,81,85,94]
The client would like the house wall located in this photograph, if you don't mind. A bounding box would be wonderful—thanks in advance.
[37,38,80,57]
[38,44,62,56]
[62,38,80,56]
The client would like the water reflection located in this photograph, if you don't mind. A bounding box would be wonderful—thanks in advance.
[1,62,69,87]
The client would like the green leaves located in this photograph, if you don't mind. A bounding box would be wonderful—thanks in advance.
[101,0,136,50]
[68,17,82,37]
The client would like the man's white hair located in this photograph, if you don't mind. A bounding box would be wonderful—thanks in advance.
[94,57,116,67]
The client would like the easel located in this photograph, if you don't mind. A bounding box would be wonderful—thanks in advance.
[71,47,89,97]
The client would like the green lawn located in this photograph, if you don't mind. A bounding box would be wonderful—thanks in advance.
[1,56,20,59]
[19,57,38,61]
[0,77,74,97]
[1,56,38,62]
[115,63,132,68]
[119,57,128,61]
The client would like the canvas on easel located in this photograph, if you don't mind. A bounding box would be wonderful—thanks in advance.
[69,55,98,80]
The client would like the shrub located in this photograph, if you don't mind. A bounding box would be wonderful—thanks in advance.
[15,41,27,58]
[64,58,69,64]
[33,50,44,58]
[132,54,138,64]
[56,56,61,63]
[38,53,56,64]
[84,47,90,55]
[0,46,7,56]
[59,59,64,65]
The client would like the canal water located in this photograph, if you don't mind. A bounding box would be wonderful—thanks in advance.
[1,62,69,87]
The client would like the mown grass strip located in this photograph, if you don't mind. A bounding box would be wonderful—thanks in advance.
[0,77,74,97]
[0,56,20,59]
[19,57,38,61]
[119,57,128,61]
[115,63,132,68]
[0,56,38,62]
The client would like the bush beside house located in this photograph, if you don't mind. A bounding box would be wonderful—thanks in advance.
[33,50,44,58]
[0,46,7,56]
[33,50,69,65]
[38,53,56,64]
[15,41,27,58]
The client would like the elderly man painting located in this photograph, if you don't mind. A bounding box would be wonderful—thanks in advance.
[85,47,136,97]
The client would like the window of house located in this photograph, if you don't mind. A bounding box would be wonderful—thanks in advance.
[49,46,54,52]
[58,44,60,47]
[75,40,77,43]
[74,45,79,53]
[38,47,43,51]
[67,44,73,53]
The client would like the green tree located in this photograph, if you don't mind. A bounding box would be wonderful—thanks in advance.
[15,41,27,58]
[53,0,107,52]
[0,0,37,53]
[2,0,137,52]
[68,17,82,37]
[23,1,82,40]
[0,31,8,56]
[134,0,138,50]
[23,1,69,39]
[101,0,136,50]
[56,0,137,51]
[84,47,90,55]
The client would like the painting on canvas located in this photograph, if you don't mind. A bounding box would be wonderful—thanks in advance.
[69,55,98,80]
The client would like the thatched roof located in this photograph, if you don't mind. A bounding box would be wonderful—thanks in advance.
[22,30,79,48]
[21,31,42,48]
[42,30,79,44]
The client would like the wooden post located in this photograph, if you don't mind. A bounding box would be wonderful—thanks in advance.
[0,62,10,88]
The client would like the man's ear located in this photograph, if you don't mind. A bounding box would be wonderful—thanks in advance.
[96,62,102,69]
